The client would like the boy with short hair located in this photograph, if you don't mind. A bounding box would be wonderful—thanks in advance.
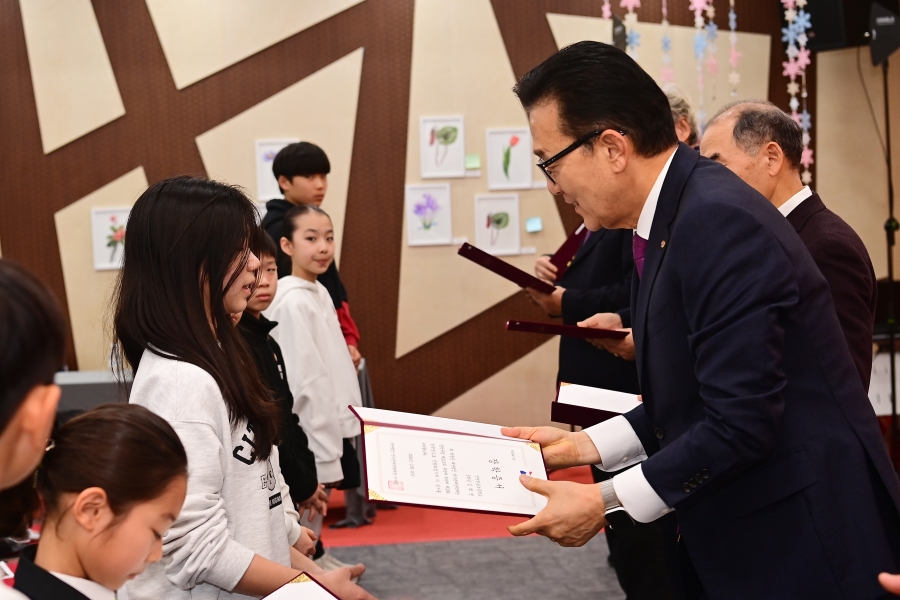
[237,228,328,519]
[263,142,362,368]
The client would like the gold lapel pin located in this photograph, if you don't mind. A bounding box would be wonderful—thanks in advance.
[660,240,667,248]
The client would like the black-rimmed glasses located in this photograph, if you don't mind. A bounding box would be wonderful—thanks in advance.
[536,129,624,184]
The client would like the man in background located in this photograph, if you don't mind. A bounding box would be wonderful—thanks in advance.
[701,101,877,389]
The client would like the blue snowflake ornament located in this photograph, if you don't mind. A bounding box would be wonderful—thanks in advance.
[781,26,798,45]
[728,9,737,31]
[799,109,811,131]
[793,10,811,32]
[661,35,672,53]
[706,22,718,42]
[626,28,641,49]
[694,31,708,59]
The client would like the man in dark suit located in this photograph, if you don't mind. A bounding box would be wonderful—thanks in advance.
[701,100,876,389]
[528,229,676,600]
[501,41,900,599]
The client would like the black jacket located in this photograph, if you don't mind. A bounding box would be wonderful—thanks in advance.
[263,199,347,309]
[238,313,318,504]
[557,228,639,394]
[14,545,90,600]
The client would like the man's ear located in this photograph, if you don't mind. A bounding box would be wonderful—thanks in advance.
[598,130,629,174]
[763,141,786,176]
[72,487,114,533]
[280,236,293,258]
[277,175,291,194]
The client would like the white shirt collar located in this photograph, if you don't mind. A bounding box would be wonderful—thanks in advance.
[50,572,117,600]
[777,185,813,217]
[635,146,679,239]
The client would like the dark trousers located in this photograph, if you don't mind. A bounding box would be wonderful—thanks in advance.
[592,466,675,600]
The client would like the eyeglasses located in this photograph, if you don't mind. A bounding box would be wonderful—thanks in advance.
[536,129,625,184]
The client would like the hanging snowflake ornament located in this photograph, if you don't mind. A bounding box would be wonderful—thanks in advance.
[691,0,709,130]
[782,1,814,185]
[620,0,641,59]
[660,0,673,83]
[602,0,612,20]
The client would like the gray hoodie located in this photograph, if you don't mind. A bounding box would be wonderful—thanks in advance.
[126,350,301,600]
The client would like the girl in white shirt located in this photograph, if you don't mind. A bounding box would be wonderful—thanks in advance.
[263,205,363,564]
[9,404,188,600]
[0,259,67,600]
[111,176,372,600]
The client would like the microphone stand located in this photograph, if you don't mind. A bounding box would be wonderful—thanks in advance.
[883,56,899,468]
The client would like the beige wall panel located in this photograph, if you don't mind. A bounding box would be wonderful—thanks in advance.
[195,48,364,266]
[547,14,771,120]
[55,168,149,371]
[395,0,567,358]
[433,338,566,428]
[144,0,364,89]
[19,0,125,153]
[816,47,898,279]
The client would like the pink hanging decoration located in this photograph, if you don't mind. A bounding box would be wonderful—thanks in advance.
[782,0,814,184]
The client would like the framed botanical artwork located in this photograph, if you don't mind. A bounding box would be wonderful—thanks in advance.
[485,128,533,190]
[419,116,466,179]
[255,139,299,201]
[474,194,520,256]
[405,183,453,246]
[90,207,130,270]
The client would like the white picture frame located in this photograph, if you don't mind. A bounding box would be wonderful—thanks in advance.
[90,207,131,271]
[419,116,466,179]
[474,194,520,256]
[256,139,300,201]
[405,183,453,246]
[486,128,533,190]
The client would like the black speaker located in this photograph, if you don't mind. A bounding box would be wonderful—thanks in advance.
[802,0,899,52]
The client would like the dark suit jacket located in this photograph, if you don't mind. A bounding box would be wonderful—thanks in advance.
[786,193,876,389]
[557,228,639,394]
[623,144,900,599]
[14,545,91,600]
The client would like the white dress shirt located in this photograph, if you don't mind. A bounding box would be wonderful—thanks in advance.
[51,572,117,600]
[583,146,680,524]
[777,185,812,217]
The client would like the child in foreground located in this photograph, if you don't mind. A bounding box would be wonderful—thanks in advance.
[0,258,66,600]
[264,204,363,571]
[7,404,188,600]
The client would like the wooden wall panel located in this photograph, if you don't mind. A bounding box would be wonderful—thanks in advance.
[0,0,804,414]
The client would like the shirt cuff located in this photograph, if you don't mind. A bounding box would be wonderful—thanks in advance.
[612,463,673,523]
[584,415,647,472]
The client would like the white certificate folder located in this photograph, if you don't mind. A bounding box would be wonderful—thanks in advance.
[351,407,549,516]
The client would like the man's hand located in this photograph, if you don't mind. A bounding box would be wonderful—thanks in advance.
[318,565,377,600]
[880,573,900,595]
[508,477,607,547]
[500,426,600,469]
[292,527,318,558]
[298,484,330,520]
[524,286,565,317]
[534,255,558,283]
[579,313,635,361]
[347,345,362,369]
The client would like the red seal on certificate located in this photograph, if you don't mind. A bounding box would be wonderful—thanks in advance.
[388,480,405,491]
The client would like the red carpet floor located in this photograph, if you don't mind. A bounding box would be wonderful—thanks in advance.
[321,466,594,548]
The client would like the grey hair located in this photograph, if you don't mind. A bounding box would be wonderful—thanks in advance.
[664,84,699,146]
[707,100,803,170]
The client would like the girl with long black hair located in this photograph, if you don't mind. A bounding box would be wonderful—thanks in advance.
[112,176,373,600]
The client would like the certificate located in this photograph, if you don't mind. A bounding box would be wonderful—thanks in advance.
[551,382,641,428]
[548,223,586,280]
[352,407,549,516]
[506,320,628,340]
[457,242,556,294]
[264,573,338,599]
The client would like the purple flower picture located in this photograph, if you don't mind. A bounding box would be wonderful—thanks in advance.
[405,183,453,246]
[413,193,441,230]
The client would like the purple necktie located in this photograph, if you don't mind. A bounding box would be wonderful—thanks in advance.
[633,233,647,279]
